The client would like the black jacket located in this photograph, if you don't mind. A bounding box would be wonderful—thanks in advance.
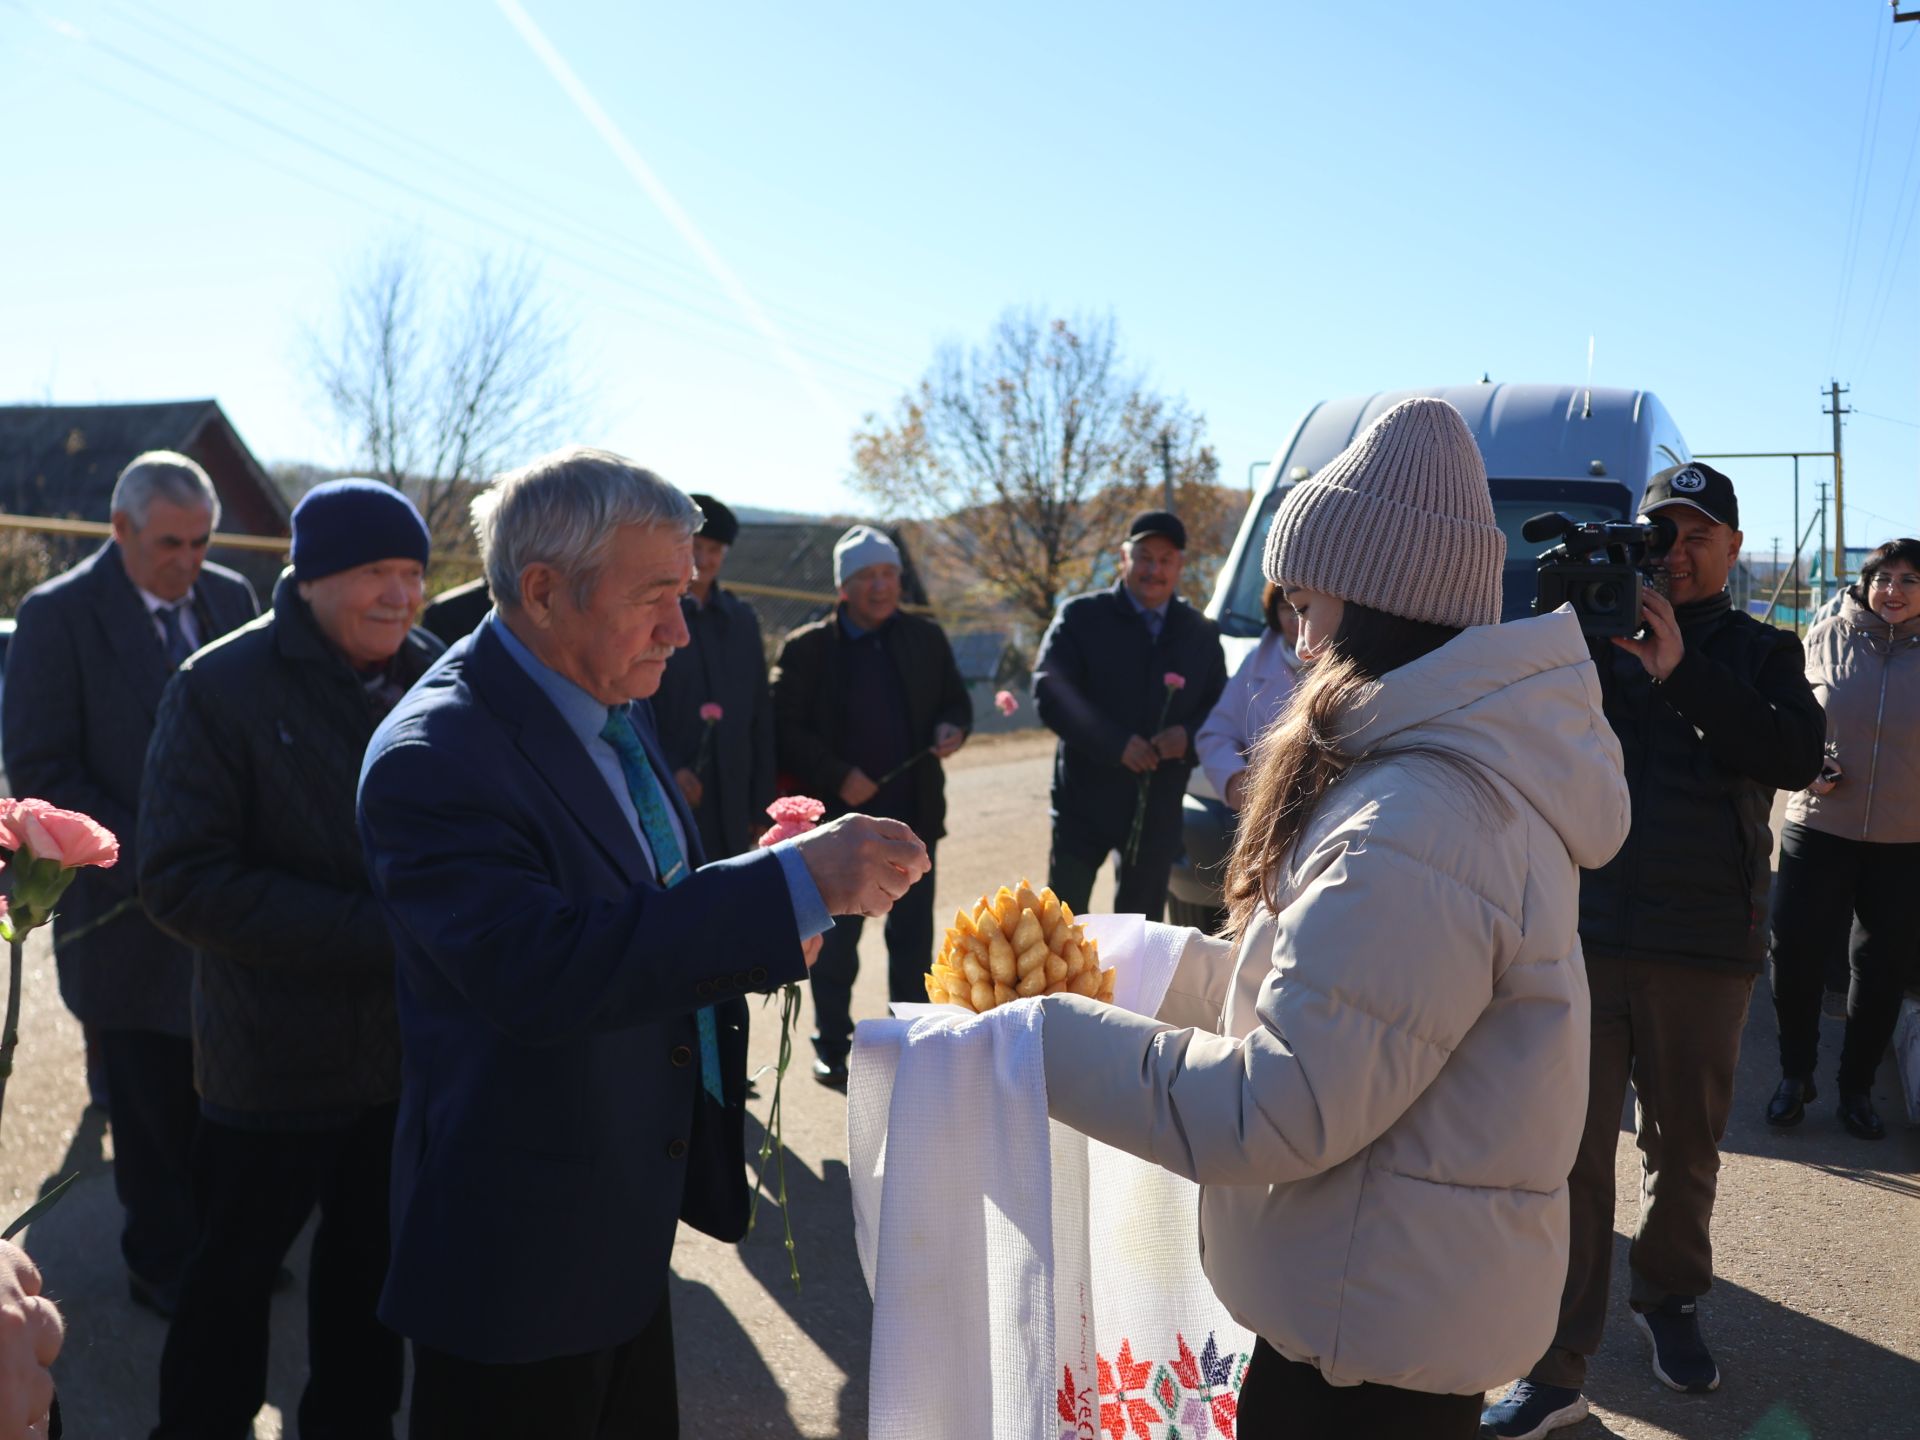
[138,573,444,1115]
[1033,583,1227,853]
[770,608,971,841]
[1,543,258,1035]
[1579,593,1825,972]
[652,584,777,858]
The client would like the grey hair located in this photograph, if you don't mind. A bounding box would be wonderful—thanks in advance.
[472,445,699,610]
[110,451,221,530]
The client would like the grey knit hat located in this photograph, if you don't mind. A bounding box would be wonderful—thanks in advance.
[1261,397,1504,629]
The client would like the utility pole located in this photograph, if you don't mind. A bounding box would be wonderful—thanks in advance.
[1158,429,1175,512]
[1825,380,1852,587]
[1817,476,1832,604]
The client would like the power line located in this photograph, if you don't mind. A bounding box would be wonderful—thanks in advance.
[1828,9,1893,373]
[102,0,922,376]
[1857,408,1920,429]
[28,9,916,393]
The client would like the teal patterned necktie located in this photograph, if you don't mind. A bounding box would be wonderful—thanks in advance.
[600,708,724,1106]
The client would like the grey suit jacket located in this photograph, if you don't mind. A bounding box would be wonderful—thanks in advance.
[2,542,259,1034]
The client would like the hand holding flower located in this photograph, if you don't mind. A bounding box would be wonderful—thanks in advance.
[930,723,966,759]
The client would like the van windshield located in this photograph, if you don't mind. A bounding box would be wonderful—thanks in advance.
[1493,479,1636,563]
[1215,477,1636,637]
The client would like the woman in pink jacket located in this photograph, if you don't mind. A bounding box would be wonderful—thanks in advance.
[1039,398,1630,1439]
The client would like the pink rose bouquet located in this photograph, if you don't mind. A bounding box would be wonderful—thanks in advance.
[994,689,1020,717]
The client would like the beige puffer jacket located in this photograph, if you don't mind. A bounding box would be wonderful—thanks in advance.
[1785,590,1920,843]
[1040,609,1630,1396]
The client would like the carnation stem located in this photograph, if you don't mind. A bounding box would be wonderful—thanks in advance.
[0,934,23,1133]
[748,981,803,1293]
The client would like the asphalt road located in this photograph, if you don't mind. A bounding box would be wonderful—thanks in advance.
[2,729,1915,1437]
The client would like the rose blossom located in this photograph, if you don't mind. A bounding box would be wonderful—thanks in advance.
[1163,672,1186,690]
[994,689,1019,716]
[0,798,118,870]
[699,702,724,723]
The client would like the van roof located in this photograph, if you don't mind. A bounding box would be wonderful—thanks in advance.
[1271,382,1688,485]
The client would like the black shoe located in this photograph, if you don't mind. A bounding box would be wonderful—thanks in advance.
[811,1058,848,1091]
[1766,1074,1816,1127]
[1838,1091,1886,1140]
[1633,1297,1719,1393]
[127,1271,179,1320]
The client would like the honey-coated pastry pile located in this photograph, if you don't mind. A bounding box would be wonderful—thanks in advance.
[924,880,1116,1011]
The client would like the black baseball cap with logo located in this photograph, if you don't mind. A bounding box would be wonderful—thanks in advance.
[1640,462,1739,531]
[1127,509,1188,550]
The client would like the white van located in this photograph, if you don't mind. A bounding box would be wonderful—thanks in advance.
[1167,380,1691,925]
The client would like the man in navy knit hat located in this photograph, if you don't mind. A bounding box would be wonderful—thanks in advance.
[138,478,445,1440]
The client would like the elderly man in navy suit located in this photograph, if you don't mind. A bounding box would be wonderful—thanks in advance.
[357,446,929,1438]
[2,450,258,1318]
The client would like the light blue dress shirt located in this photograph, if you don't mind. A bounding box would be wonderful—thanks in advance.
[491,617,831,940]
[1123,584,1171,636]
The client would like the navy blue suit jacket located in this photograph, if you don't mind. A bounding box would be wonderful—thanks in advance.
[356,621,806,1364]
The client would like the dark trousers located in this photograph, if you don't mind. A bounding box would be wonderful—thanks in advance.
[151,1104,403,1440]
[1047,815,1173,922]
[410,1288,678,1440]
[1529,954,1754,1391]
[811,845,937,1064]
[97,1029,199,1294]
[1769,820,1920,1095]
[1236,1338,1481,1439]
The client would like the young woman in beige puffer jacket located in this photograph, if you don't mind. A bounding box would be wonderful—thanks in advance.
[1766,537,1920,1141]
[1038,398,1631,1438]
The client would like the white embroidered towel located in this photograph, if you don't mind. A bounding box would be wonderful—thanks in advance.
[851,917,1253,1440]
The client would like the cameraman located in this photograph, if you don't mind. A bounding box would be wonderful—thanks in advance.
[1485,463,1824,1437]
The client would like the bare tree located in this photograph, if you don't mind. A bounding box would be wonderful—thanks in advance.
[850,310,1220,629]
[310,241,584,549]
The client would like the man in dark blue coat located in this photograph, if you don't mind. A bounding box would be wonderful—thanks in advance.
[1033,510,1227,921]
[652,493,776,859]
[357,447,928,1438]
[1,450,258,1318]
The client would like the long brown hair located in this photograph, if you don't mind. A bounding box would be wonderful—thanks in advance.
[1222,601,1469,936]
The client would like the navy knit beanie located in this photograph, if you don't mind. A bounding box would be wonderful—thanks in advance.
[290,479,431,581]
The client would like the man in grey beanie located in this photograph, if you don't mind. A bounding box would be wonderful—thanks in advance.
[770,523,972,1087]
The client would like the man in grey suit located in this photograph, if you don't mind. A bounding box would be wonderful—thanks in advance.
[1,450,258,1317]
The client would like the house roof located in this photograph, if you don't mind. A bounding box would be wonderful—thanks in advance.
[0,400,291,535]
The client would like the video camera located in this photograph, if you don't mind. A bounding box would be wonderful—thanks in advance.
[1526,510,1678,638]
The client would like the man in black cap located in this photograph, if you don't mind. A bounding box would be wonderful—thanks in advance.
[652,494,777,860]
[1485,462,1824,1437]
[1032,510,1226,921]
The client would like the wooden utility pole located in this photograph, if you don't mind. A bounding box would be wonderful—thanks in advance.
[1826,381,1852,586]
[1158,429,1175,513]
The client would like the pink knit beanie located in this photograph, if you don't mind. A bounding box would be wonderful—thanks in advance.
[1261,396,1504,629]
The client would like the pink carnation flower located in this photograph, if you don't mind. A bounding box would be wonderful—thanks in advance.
[994,689,1019,716]
[1163,672,1186,690]
[759,795,827,848]
[0,798,119,870]
[699,702,724,723]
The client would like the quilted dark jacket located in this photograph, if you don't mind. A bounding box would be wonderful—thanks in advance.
[138,573,443,1116]
[1579,593,1825,972]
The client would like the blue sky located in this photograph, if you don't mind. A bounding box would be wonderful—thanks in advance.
[4,0,1918,566]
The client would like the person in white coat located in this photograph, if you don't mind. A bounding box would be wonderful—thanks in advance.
[1194,580,1305,811]
[1037,397,1631,1440]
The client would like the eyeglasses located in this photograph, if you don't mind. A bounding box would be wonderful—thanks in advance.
[1867,572,1920,592]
